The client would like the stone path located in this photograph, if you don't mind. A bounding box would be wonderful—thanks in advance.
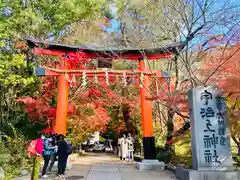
[15,153,176,180]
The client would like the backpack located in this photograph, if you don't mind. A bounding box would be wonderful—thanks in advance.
[67,144,74,155]
[27,140,37,157]
[65,139,74,155]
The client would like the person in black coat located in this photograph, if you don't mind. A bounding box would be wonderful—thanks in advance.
[55,134,69,179]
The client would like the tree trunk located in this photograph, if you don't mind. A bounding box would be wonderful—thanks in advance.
[122,86,136,135]
[237,139,240,156]
[122,104,131,126]
[122,104,136,135]
[173,120,190,137]
[165,109,175,152]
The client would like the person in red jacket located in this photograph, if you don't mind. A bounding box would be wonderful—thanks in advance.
[31,133,45,180]
[35,136,44,155]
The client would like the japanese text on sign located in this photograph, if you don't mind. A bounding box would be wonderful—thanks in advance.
[200,90,226,165]
[189,86,233,170]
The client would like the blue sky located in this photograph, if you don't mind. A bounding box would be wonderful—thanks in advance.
[104,0,240,47]
[181,0,240,47]
[103,3,120,33]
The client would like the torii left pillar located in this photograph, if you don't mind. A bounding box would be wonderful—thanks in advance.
[54,57,69,136]
[139,59,156,159]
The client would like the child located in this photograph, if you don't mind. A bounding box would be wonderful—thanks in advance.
[127,133,134,162]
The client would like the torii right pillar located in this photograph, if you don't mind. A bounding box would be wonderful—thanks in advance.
[136,58,164,170]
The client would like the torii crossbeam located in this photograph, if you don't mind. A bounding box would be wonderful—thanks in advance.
[23,36,183,161]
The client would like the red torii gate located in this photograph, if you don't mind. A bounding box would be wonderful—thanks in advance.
[23,36,183,160]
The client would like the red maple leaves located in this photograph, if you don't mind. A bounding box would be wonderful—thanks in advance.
[17,96,55,124]
[202,44,240,97]
[16,58,137,135]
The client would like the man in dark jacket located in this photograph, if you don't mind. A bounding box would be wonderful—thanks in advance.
[55,134,69,179]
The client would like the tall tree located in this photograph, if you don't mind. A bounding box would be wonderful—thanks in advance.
[162,0,238,149]
[0,0,103,135]
[111,0,240,153]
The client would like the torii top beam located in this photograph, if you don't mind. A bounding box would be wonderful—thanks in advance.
[23,36,184,60]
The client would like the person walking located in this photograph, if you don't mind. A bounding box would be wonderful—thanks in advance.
[41,134,57,178]
[30,133,44,180]
[117,136,122,160]
[120,134,128,162]
[48,134,58,172]
[127,133,134,162]
[55,134,69,180]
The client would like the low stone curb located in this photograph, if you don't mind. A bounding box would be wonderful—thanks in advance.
[165,164,176,173]
[134,154,143,162]
[134,154,177,173]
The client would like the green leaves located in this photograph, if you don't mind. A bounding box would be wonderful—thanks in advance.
[0,0,103,39]
[0,0,103,142]
[0,0,106,176]
[0,54,35,87]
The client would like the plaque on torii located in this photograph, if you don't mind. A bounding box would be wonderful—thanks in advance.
[22,36,184,160]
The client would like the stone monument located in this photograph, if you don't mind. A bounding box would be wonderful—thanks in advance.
[176,86,240,180]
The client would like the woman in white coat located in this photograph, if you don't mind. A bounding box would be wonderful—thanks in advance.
[120,134,128,162]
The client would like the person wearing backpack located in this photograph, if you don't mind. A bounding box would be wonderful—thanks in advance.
[55,134,69,180]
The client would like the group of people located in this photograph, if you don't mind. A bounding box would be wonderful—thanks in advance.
[118,133,134,162]
[31,133,72,180]
[30,132,133,179]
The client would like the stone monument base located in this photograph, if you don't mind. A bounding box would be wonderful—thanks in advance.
[136,160,165,171]
[176,167,240,180]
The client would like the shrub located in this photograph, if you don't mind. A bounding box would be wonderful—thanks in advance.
[156,147,171,163]
[0,126,32,179]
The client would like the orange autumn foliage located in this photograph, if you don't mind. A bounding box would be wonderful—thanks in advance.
[200,43,240,148]
[201,43,240,97]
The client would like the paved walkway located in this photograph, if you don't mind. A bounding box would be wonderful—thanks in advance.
[15,153,176,180]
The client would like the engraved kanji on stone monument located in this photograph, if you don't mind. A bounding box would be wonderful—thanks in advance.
[216,96,225,111]
[203,134,218,148]
[204,150,221,164]
[218,120,225,136]
[204,119,215,132]
[200,107,215,118]
[188,86,233,170]
[200,90,213,105]
[215,96,228,148]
